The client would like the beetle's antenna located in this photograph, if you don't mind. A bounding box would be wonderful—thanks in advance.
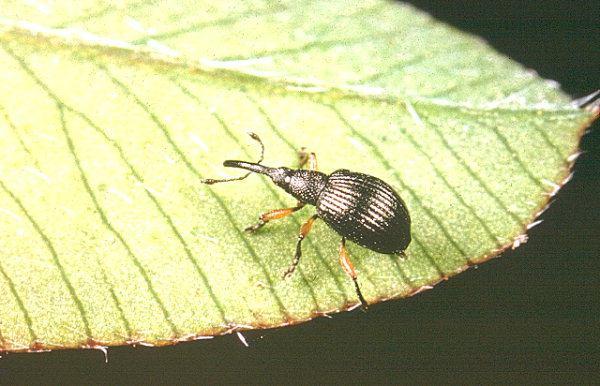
[201,132,265,185]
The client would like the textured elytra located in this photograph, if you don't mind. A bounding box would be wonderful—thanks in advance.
[317,170,411,254]
[0,0,595,353]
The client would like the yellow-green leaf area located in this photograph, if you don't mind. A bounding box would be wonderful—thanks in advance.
[0,1,594,351]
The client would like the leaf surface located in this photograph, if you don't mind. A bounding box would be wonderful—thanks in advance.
[0,0,594,351]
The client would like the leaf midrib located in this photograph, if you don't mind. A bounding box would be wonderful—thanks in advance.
[0,18,583,115]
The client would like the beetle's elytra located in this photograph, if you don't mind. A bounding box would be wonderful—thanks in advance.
[202,133,411,308]
[318,170,411,254]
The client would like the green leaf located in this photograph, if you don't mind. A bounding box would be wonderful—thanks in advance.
[0,1,595,352]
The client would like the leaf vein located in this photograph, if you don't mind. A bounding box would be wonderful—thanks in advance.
[220,18,402,61]
[54,0,156,28]
[0,103,39,168]
[0,257,38,344]
[131,1,287,44]
[425,72,499,99]
[65,101,230,327]
[0,178,92,339]
[99,66,292,320]
[57,105,181,336]
[2,43,179,338]
[393,112,503,246]
[358,41,472,85]
[477,117,547,190]
[2,91,133,340]
[413,104,529,225]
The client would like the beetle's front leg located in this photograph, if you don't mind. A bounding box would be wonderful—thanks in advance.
[244,203,305,233]
[298,148,318,171]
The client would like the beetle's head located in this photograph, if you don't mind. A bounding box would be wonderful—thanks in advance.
[267,167,294,190]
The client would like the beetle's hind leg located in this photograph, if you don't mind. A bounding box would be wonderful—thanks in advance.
[338,237,368,309]
[395,250,408,260]
[244,202,306,233]
[283,214,318,279]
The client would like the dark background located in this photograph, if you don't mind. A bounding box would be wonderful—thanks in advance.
[2,1,598,384]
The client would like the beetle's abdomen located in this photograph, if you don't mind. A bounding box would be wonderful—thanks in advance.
[316,170,411,254]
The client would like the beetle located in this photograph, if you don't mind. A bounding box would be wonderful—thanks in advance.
[202,133,411,308]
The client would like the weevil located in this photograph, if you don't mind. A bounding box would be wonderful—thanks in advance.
[202,133,411,308]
